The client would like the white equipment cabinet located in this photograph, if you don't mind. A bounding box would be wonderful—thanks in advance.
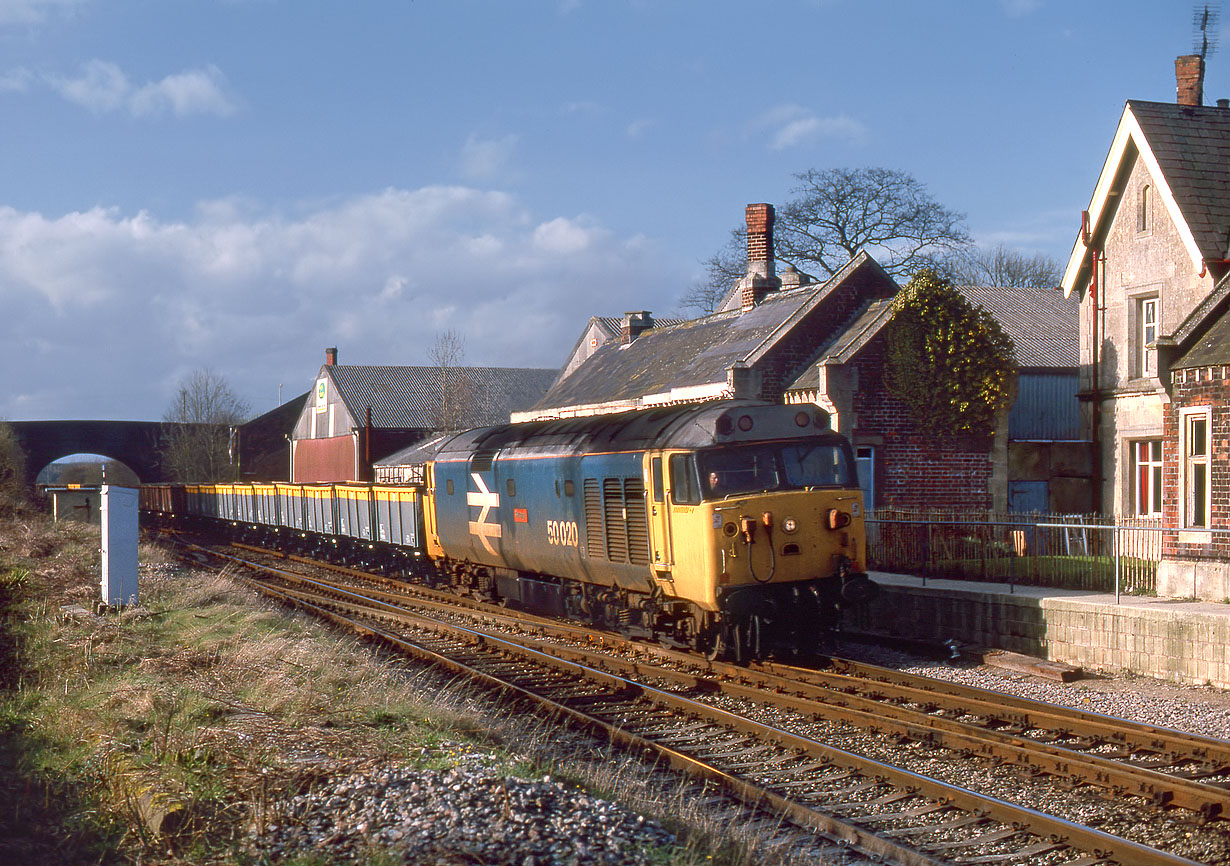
[100,485,139,606]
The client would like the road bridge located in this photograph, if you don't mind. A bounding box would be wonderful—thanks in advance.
[9,420,219,484]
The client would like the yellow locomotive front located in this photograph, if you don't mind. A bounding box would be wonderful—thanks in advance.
[644,408,876,659]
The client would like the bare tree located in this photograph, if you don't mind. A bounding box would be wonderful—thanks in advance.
[161,369,251,482]
[776,167,972,279]
[942,243,1062,288]
[679,226,746,316]
[690,167,972,308]
[428,330,475,432]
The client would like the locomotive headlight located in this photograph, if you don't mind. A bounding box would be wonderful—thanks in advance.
[782,516,798,534]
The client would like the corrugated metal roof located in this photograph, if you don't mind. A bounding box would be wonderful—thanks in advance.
[956,285,1078,368]
[593,316,686,333]
[327,366,558,428]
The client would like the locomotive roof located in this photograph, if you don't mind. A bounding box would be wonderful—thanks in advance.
[429,401,837,462]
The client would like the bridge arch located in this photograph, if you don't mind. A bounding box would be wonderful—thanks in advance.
[10,421,197,485]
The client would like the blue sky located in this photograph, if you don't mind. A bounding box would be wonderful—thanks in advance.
[0,0,1221,422]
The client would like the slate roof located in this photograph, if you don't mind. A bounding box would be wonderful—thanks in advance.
[955,285,1079,368]
[532,291,814,409]
[327,365,558,428]
[1174,308,1230,368]
[1065,100,1230,294]
[1127,100,1230,262]
[530,252,895,415]
[785,298,895,391]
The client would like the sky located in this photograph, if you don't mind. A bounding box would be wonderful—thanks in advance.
[0,0,1224,424]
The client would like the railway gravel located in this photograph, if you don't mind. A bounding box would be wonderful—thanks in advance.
[249,746,680,865]
[243,628,1230,865]
[840,640,1230,741]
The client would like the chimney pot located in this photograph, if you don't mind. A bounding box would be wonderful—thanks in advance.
[325,347,338,366]
[1176,54,1205,106]
[1219,98,1229,109]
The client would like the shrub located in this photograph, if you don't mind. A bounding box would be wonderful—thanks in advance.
[884,269,1017,438]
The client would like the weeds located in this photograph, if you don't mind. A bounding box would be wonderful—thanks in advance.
[0,518,785,865]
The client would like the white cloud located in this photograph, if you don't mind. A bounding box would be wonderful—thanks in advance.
[751,104,866,150]
[48,60,237,117]
[626,117,652,139]
[0,0,85,26]
[532,217,602,255]
[52,59,129,113]
[0,67,32,92]
[563,100,603,116]
[131,66,236,117]
[0,187,686,420]
[459,133,520,182]
[1001,0,1041,16]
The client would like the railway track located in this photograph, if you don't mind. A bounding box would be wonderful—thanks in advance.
[168,538,1230,864]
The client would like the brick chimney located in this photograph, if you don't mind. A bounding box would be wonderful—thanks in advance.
[740,203,782,311]
[325,347,338,366]
[1177,54,1205,106]
[621,311,654,345]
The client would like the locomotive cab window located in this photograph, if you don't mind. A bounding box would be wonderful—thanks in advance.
[506,478,516,498]
[446,479,454,496]
[669,454,700,505]
[699,440,854,499]
[651,457,664,503]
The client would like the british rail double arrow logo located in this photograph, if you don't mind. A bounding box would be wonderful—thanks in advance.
[466,473,502,555]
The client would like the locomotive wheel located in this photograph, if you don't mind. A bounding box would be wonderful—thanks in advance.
[730,615,762,664]
[702,624,725,661]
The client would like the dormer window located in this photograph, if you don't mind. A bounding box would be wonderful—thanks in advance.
[1137,184,1151,233]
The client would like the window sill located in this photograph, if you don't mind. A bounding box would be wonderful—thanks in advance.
[1178,529,1212,544]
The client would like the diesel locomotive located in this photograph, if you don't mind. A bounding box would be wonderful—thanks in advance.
[141,401,876,661]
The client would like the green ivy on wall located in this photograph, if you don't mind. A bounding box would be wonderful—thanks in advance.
[884,269,1017,439]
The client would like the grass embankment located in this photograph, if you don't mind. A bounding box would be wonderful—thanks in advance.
[0,517,757,865]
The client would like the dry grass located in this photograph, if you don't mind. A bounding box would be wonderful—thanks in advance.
[0,517,805,866]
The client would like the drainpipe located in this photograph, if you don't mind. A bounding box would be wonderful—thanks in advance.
[365,406,373,482]
[1083,211,1104,515]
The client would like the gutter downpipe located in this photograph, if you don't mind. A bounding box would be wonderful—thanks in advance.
[1083,211,1104,516]
[365,406,373,483]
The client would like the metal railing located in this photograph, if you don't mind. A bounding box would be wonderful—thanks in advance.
[865,509,1167,596]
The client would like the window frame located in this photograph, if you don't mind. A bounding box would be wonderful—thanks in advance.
[1180,407,1212,529]
[668,454,700,505]
[1132,439,1163,517]
[1139,296,1158,378]
[1136,183,1152,234]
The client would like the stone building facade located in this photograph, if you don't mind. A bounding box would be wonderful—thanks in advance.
[1063,55,1230,598]
[1062,57,1230,519]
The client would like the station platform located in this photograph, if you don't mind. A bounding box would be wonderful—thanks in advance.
[849,571,1230,689]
